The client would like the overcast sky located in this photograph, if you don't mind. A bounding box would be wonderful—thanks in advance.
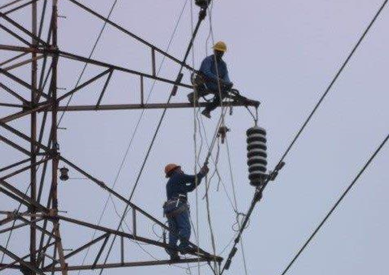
[1,0,388,274]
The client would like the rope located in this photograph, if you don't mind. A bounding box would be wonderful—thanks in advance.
[76,0,189,271]
[198,112,237,211]
[190,0,201,274]
[207,139,221,194]
[194,5,236,266]
[199,116,250,274]
[98,5,209,274]
[198,106,229,274]
[196,105,232,275]
[205,0,226,129]
[280,133,389,275]
[204,173,219,272]
[225,136,249,275]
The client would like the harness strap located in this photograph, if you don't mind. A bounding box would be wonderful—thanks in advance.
[164,203,188,219]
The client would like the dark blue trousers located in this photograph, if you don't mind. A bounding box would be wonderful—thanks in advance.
[166,205,191,255]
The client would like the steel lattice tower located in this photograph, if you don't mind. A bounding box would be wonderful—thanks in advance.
[0,1,258,274]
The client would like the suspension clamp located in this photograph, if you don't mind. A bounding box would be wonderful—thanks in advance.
[268,161,286,181]
[254,187,263,202]
[199,8,207,20]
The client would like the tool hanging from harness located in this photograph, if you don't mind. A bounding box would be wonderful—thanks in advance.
[163,194,189,219]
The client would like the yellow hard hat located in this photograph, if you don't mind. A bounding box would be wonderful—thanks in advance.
[213,41,227,52]
[165,163,181,178]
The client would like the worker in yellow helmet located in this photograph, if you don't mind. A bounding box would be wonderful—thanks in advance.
[163,163,209,260]
[188,41,234,118]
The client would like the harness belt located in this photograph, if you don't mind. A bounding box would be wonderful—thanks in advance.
[163,194,188,218]
[164,203,188,219]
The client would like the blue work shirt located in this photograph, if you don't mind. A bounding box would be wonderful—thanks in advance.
[166,171,205,201]
[199,55,231,90]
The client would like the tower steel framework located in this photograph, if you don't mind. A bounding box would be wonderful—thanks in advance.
[0,0,258,274]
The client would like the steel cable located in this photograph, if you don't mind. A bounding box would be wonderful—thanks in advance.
[190,1,201,274]
[76,1,189,272]
[57,0,119,127]
[280,133,389,275]
[273,0,388,172]
[221,1,388,272]
[98,4,209,274]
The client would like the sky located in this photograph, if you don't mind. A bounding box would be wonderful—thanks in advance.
[1,0,389,274]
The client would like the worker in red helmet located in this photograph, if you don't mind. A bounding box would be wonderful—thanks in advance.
[163,163,209,260]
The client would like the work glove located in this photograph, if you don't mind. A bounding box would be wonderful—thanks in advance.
[200,165,209,175]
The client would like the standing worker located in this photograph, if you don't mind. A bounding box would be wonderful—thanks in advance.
[163,163,209,260]
[188,41,234,118]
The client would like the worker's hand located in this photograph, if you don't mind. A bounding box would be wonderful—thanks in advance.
[200,165,209,175]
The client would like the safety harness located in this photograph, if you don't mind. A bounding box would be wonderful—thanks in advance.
[163,194,188,219]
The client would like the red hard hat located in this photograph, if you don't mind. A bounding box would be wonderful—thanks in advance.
[165,164,181,178]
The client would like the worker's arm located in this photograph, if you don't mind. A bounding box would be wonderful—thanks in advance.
[179,166,209,192]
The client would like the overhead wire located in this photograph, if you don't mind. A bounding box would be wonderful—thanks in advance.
[76,0,190,271]
[199,109,228,274]
[189,0,201,274]
[196,103,250,218]
[198,113,237,212]
[0,185,31,263]
[57,0,119,127]
[199,1,253,268]
[225,136,249,274]
[98,4,210,274]
[188,1,235,269]
[280,133,389,275]
[221,1,389,272]
[194,107,234,274]
[272,0,388,172]
[199,113,250,273]
[190,16,246,275]
[204,138,221,196]
[196,107,235,274]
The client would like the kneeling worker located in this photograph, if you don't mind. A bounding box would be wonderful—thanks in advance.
[188,41,234,118]
[163,163,209,260]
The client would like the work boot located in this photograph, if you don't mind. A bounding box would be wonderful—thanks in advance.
[187,92,198,105]
[179,246,197,255]
[169,253,180,261]
[201,109,211,119]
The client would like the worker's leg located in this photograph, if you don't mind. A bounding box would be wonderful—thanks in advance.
[202,89,228,118]
[166,217,179,257]
[188,87,210,104]
[176,208,191,251]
